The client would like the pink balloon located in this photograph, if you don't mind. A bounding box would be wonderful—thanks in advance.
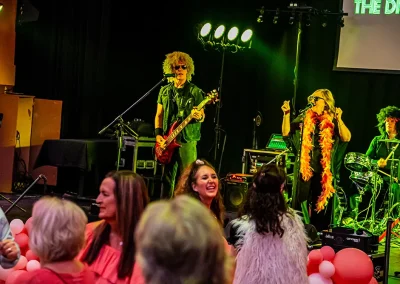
[26,260,41,272]
[0,267,14,281]
[9,219,24,235]
[5,270,27,284]
[308,249,323,265]
[25,250,39,261]
[24,218,33,236]
[319,260,335,278]
[14,233,29,249]
[308,273,333,284]
[332,248,373,284]
[14,256,27,270]
[320,246,336,262]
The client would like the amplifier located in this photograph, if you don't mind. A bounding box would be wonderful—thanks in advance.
[321,227,379,254]
[225,173,253,183]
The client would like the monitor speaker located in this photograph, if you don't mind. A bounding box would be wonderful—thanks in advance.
[223,181,250,212]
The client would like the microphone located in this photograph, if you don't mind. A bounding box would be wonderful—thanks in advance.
[163,73,176,78]
[299,102,314,113]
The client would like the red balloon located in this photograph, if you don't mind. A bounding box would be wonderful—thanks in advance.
[24,217,33,236]
[14,233,29,249]
[307,262,320,276]
[308,249,323,265]
[320,246,336,262]
[332,248,373,284]
[369,277,378,284]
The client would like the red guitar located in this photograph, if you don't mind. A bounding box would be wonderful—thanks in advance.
[155,90,218,164]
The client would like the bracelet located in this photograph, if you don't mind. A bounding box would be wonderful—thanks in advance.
[155,128,163,136]
[284,110,290,115]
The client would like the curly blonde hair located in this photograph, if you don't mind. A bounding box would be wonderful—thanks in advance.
[307,89,336,117]
[162,51,195,82]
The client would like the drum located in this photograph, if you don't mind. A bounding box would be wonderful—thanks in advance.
[350,171,383,186]
[344,152,371,172]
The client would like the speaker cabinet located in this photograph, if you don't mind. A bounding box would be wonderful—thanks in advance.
[223,181,250,212]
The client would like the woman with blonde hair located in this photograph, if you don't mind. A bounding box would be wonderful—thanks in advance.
[17,196,95,283]
[135,195,233,284]
[80,170,150,283]
[281,89,351,231]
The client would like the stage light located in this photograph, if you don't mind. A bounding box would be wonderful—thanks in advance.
[240,29,253,43]
[227,27,239,41]
[257,6,264,23]
[214,25,225,39]
[289,11,295,25]
[273,9,280,24]
[200,23,212,37]
[0,3,3,12]
[305,13,312,27]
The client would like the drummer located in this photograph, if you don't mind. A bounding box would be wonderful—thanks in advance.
[364,106,400,216]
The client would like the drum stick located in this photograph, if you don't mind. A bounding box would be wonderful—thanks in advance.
[377,169,398,182]
[385,143,400,162]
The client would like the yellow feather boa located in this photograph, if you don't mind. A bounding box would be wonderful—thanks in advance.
[299,109,335,212]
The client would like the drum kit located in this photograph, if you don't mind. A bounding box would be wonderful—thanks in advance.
[343,139,400,233]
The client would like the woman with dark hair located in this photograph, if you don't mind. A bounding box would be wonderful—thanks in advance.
[79,170,150,283]
[230,164,308,284]
[174,159,225,225]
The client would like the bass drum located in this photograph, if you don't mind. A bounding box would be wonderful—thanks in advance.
[344,152,371,173]
[350,171,383,186]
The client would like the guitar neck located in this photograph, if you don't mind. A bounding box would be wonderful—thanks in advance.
[165,99,209,145]
[165,115,194,145]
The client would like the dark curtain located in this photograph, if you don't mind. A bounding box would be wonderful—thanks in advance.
[14,0,400,186]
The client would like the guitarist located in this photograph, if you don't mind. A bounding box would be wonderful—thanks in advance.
[154,51,205,198]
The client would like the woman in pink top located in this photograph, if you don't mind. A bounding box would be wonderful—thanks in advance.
[17,196,95,284]
[79,170,149,284]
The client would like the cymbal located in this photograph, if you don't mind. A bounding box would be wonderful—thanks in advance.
[379,138,400,143]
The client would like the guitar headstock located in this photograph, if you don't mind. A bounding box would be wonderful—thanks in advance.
[205,89,219,104]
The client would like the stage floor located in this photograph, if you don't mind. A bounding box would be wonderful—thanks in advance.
[1,192,400,282]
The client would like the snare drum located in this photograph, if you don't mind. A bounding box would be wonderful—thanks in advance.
[344,152,371,172]
[350,171,383,186]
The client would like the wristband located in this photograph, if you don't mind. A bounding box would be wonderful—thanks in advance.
[284,110,290,115]
[155,128,163,136]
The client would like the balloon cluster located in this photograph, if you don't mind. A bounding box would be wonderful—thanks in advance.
[308,246,378,284]
[0,218,40,284]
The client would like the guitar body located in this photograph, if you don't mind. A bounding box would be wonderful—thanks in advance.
[154,89,218,165]
[155,121,181,164]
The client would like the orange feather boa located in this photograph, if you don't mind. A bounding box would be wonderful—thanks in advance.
[299,109,335,212]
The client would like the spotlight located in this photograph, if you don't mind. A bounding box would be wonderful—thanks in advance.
[227,27,239,41]
[321,15,328,27]
[305,13,312,27]
[273,9,280,24]
[257,6,264,23]
[214,25,225,39]
[289,12,295,25]
[200,23,212,37]
[0,3,3,12]
[240,29,253,46]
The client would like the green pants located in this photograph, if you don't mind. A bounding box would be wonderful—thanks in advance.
[161,141,197,198]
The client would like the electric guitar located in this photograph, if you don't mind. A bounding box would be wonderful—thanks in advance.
[155,90,218,164]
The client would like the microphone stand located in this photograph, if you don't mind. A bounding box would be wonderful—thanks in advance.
[98,76,169,170]
[5,175,46,215]
[266,148,290,166]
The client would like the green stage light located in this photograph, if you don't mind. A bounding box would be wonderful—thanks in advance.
[227,27,239,41]
[214,25,225,39]
[200,23,212,37]
[240,29,253,42]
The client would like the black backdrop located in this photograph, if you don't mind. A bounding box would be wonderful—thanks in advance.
[14,0,400,190]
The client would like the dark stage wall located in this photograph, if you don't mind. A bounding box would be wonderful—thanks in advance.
[14,0,400,190]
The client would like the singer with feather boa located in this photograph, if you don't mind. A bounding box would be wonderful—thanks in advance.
[281,89,351,231]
